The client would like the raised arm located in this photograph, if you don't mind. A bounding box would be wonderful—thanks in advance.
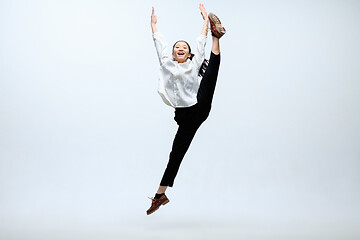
[191,4,208,67]
[151,7,169,65]
[199,4,209,36]
[151,7,158,34]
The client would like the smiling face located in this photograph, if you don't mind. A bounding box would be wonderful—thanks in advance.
[172,41,191,63]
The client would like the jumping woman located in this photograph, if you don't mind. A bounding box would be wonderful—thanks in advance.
[147,4,226,215]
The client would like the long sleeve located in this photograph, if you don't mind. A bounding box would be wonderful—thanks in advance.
[152,32,169,65]
[153,33,208,108]
[192,35,207,68]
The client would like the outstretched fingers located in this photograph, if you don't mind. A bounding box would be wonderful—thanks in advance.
[199,3,207,20]
[151,6,157,25]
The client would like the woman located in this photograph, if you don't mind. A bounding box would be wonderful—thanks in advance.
[147,4,226,215]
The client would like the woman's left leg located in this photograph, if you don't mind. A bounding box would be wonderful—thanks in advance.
[211,36,220,55]
[196,36,221,110]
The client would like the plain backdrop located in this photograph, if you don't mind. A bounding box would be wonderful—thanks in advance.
[0,0,359,239]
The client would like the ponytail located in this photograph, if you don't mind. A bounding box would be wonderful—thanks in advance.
[198,59,208,78]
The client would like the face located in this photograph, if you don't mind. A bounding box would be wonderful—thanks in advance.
[172,41,191,63]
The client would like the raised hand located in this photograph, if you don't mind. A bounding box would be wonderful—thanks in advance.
[151,7,158,33]
[199,3,207,21]
[151,6,157,25]
[200,4,208,36]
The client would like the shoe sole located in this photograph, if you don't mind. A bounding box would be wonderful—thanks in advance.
[146,199,170,215]
[208,13,226,38]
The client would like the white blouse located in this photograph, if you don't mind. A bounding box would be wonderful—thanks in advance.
[153,32,207,108]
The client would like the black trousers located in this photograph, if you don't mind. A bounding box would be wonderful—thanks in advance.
[160,52,221,187]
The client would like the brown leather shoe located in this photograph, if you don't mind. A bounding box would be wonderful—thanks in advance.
[208,13,226,38]
[146,194,170,215]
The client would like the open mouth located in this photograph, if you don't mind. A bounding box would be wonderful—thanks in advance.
[177,52,185,56]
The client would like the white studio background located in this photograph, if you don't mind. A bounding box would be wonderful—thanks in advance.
[0,0,359,239]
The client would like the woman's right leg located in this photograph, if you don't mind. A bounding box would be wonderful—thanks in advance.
[156,185,168,194]
[160,122,200,187]
[146,108,202,215]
